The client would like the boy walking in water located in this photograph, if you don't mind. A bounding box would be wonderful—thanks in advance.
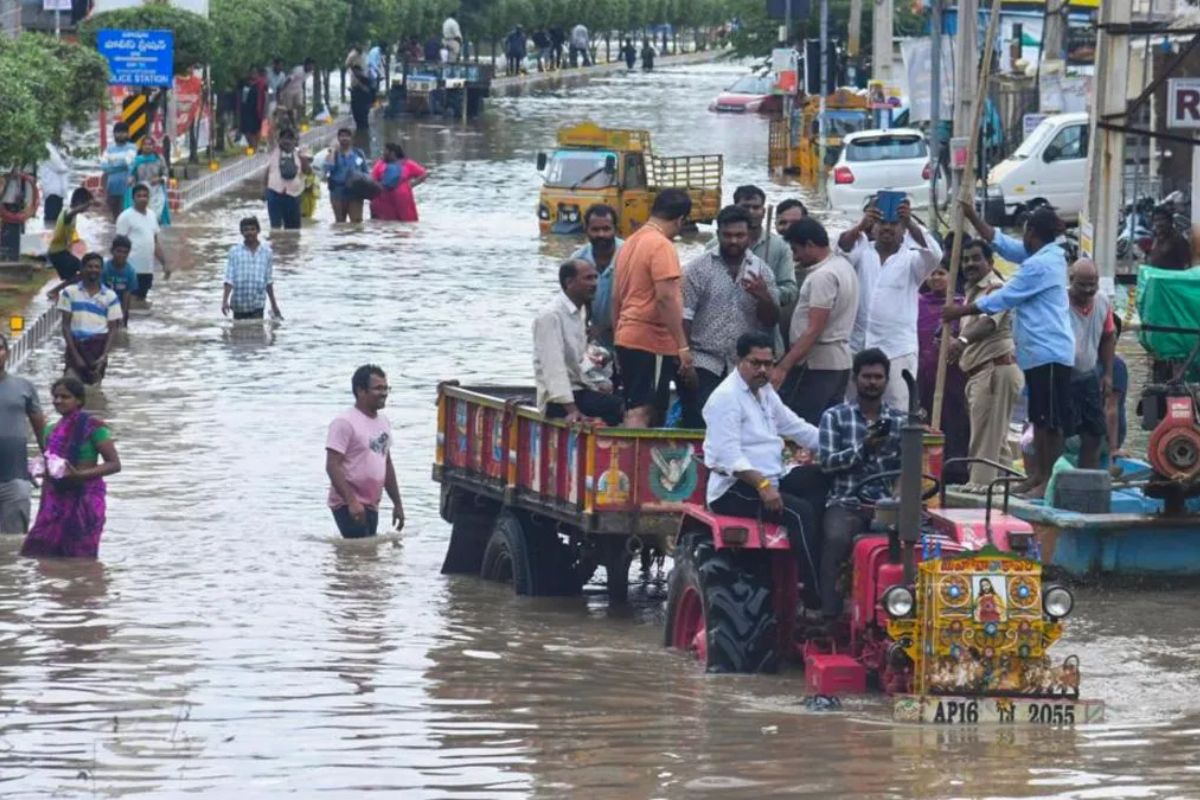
[325,364,405,538]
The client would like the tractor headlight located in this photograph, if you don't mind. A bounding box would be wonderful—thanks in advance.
[1043,585,1074,619]
[882,585,914,618]
[538,204,550,220]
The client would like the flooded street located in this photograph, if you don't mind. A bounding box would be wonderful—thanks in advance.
[4,62,1200,798]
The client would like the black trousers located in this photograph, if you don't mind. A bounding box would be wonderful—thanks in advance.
[781,366,850,426]
[821,504,874,616]
[332,505,379,539]
[350,86,373,130]
[709,465,827,609]
[678,366,724,429]
[546,389,624,426]
[133,273,154,300]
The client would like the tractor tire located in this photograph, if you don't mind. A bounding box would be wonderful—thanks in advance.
[479,510,581,597]
[664,534,779,674]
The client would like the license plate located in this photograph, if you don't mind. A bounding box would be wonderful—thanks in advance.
[893,695,1105,725]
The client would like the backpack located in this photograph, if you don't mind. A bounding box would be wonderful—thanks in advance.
[380,162,402,190]
[278,150,298,181]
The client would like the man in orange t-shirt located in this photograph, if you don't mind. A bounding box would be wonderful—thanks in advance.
[612,189,695,427]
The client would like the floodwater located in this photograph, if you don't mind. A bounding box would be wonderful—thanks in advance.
[4,62,1200,799]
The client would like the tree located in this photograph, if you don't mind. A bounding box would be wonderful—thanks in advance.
[0,34,109,168]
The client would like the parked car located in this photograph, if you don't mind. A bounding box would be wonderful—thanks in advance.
[708,74,781,114]
[984,112,1089,225]
[827,128,941,214]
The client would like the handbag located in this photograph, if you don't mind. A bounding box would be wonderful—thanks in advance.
[346,170,382,200]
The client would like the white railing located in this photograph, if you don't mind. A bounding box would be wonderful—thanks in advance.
[7,304,59,372]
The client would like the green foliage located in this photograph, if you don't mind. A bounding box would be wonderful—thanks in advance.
[79,4,214,72]
[0,35,110,168]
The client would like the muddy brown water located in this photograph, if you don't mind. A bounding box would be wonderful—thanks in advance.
[4,63,1200,799]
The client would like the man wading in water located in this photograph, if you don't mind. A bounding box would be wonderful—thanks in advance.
[325,365,405,539]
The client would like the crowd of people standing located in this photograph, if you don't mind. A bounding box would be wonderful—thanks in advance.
[533,185,1135,616]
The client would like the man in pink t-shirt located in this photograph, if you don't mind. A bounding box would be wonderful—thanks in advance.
[325,364,405,538]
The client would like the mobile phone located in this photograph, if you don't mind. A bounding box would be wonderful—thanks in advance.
[868,418,892,437]
[875,190,906,223]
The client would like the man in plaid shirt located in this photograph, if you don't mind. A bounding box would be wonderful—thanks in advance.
[817,347,904,617]
[222,217,283,320]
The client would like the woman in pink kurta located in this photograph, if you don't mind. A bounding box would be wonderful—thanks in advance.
[369,143,428,222]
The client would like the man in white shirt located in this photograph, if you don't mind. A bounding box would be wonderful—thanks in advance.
[533,259,623,425]
[837,197,941,410]
[114,183,170,301]
[704,330,827,609]
[39,141,71,225]
[442,16,463,61]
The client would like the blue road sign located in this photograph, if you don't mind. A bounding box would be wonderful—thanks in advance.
[97,29,175,87]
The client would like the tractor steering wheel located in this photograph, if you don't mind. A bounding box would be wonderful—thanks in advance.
[851,469,942,509]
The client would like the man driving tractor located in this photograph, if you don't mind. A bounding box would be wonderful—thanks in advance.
[817,348,905,619]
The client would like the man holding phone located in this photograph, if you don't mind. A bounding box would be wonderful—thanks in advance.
[837,194,941,411]
[817,348,905,618]
[679,205,779,428]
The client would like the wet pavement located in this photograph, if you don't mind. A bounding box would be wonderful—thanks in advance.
[4,62,1200,799]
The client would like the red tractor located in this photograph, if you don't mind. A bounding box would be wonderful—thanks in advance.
[663,374,1048,697]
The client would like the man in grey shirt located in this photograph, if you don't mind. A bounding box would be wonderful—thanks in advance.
[773,218,859,424]
[0,334,46,535]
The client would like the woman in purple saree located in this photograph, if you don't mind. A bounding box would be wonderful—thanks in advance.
[22,377,121,558]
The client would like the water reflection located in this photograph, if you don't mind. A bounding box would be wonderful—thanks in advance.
[0,61,1198,798]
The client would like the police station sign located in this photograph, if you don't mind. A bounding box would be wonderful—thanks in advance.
[1167,78,1200,129]
[97,29,174,87]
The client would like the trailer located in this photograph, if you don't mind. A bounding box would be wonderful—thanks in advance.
[434,383,705,601]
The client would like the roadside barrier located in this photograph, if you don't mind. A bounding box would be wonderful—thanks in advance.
[8,304,59,372]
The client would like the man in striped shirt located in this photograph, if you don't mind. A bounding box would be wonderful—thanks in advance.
[57,253,122,385]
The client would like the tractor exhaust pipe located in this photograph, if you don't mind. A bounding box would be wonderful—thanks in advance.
[898,370,923,584]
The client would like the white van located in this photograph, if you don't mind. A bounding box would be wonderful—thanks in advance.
[985,112,1090,224]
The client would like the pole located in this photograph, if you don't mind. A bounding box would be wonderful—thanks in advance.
[929,0,943,215]
[873,0,895,83]
[848,0,862,82]
[818,0,829,201]
[931,0,1004,426]
[1082,0,1131,289]
[951,0,978,200]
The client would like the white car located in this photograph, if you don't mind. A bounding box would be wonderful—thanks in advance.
[827,128,942,214]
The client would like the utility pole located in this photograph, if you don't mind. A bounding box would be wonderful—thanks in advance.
[929,0,943,213]
[1083,0,1131,291]
[849,0,863,82]
[819,0,830,200]
[951,0,979,200]
[872,0,894,83]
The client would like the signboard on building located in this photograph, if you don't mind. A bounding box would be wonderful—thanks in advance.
[97,29,174,87]
[1167,78,1200,128]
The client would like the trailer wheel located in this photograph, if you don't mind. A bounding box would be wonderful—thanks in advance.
[664,534,779,674]
[479,511,580,596]
[441,497,495,575]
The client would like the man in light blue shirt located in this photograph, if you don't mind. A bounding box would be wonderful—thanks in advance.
[101,122,137,220]
[569,203,624,346]
[943,202,1074,499]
